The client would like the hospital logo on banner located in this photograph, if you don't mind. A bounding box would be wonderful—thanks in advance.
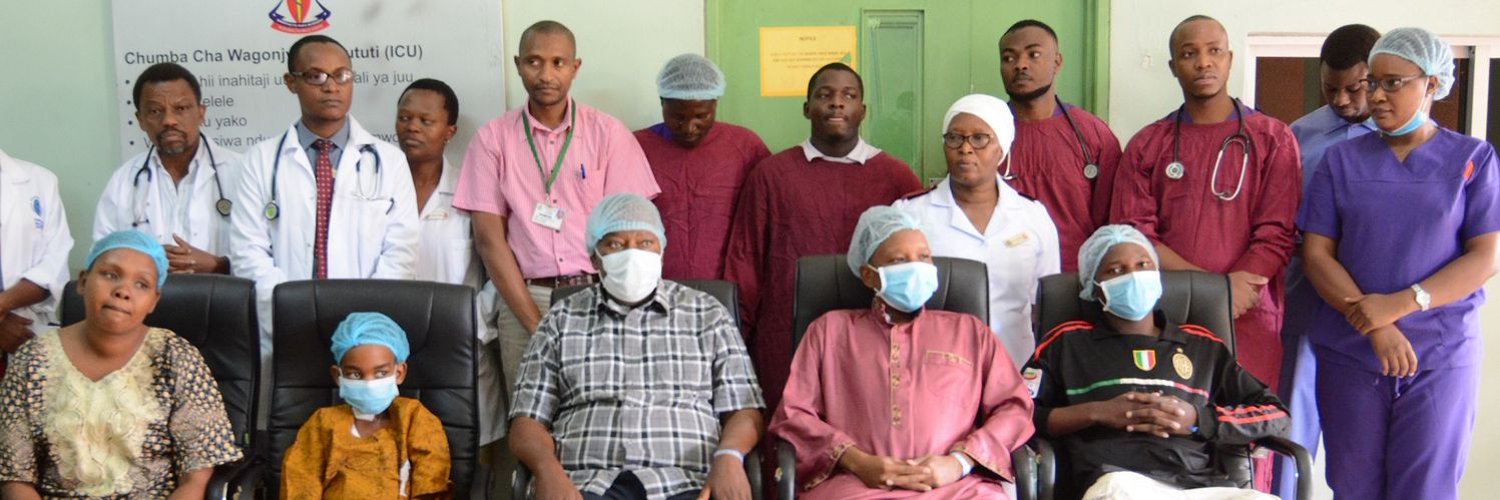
[269,0,331,34]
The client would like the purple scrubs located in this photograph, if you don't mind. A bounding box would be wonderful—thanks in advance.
[1296,127,1500,500]
[1275,105,1375,499]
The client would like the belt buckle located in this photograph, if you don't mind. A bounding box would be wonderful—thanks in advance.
[558,274,590,287]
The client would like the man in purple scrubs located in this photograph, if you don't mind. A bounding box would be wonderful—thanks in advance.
[1277,23,1378,499]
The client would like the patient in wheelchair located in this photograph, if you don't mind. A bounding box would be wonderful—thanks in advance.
[1024,225,1288,500]
[281,312,451,499]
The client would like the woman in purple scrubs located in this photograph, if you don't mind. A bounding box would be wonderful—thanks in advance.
[1298,27,1500,500]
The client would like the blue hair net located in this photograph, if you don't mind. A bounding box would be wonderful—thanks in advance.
[1369,27,1455,100]
[657,54,726,100]
[330,312,410,363]
[586,193,666,252]
[1077,225,1160,301]
[847,206,923,276]
[86,230,169,287]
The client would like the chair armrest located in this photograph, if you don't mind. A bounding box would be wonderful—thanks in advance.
[205,459,250,500]
[1029,437,1056,500]
[745,448,764,500]
[776,439,797,500]
[1011,444,1037,500]
[1254,435,1311,500]
[225,458,267,499]
[513,462,533,500]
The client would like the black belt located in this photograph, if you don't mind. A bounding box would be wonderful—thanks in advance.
[526,273,598,288]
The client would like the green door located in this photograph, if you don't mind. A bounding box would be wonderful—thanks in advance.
[707,0,1110,183]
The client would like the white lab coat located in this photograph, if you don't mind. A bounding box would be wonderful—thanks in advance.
[0,149,73,333]
[893,176,1061,367]
[93,137,244,254]
[230,117,419,367]
[413,158,504,443]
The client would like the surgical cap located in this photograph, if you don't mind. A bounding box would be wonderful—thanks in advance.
[1077,225,1160,301]
[586,192,666,251]
[330,312,410,363]
[846,205,923,276]
[942,94,1016,159]
[1369,27,1456,100]
[657,54,726,100]
[86,230,169,287]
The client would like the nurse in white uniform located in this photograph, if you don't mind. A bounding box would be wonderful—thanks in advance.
[0,148,73,356]
[95,63,242,274]
[395,78,505,446]
[230,35,418,418]
[894,94,1060,367]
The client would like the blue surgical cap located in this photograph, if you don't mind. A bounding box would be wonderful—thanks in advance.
[847,206,923,276]
[330,312,410,363]
[86,230,169,287]
[657,54,726,100]
[1077,225,1160,301]
[586,193,666,252]
[1369,27,1455,100]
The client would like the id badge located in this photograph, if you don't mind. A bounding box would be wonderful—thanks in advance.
[531,202,564,230]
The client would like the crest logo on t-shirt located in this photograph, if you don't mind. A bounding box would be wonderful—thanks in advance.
[1173,349,1194,380]
[1132,349,1156,371]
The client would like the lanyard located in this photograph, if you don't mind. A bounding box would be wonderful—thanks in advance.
[522,104,577,194]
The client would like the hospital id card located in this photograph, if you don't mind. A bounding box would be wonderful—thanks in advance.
[532,202,565,230]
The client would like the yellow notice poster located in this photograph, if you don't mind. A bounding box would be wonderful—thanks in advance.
[759,26,857,97]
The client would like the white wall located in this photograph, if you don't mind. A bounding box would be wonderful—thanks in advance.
[500,0,706,130]
[1109,2,1500,498]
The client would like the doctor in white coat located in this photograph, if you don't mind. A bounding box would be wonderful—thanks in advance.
[895,94,1060,367]
[95,63,242,274]
[0,148,73,355]
[230,35,418,405]
[395,79,507,447]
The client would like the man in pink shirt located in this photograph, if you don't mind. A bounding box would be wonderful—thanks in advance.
[451,20,659,489]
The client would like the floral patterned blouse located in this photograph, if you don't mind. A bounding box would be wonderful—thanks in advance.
[0,328,242,498]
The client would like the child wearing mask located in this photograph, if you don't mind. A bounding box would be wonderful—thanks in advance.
[281,312,451,498]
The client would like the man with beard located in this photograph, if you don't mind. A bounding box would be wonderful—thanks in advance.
[1276,23,1379,500]
[999,20,1123,272]
[723,62,923,416]
[1108,21,1301,491]
[95,62,243,274]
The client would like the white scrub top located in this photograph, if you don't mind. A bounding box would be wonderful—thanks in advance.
[93,136,243,254]
[894,176,1060,367]
[0,149,73,333]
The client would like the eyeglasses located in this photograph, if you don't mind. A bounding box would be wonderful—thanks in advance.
[1361,74,1426,93]
[943,133,993,150]
[290,69,355,86]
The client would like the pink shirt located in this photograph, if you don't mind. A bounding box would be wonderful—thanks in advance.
[770,308,1034,498]
[454,99,660,278]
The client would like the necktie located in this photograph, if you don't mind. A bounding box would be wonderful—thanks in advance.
[313,139,334,279]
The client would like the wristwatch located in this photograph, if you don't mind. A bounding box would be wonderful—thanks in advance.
[1411,284,1432,312]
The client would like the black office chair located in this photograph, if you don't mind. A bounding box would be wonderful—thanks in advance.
[780,255,1039,500]
[61,274,259,500]
[1031,271,1312,500]
[230,279,485,499]
[509,280,764,499]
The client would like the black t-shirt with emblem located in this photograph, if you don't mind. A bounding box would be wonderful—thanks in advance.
[1023,311,1288,497]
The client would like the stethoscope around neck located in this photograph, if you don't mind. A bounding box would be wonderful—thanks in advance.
[1000,95,1100,181]
[1164,97,1254,202]
[132,133,231,228]
[262,130,384,220]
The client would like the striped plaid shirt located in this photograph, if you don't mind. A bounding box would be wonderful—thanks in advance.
[510,280,764,499]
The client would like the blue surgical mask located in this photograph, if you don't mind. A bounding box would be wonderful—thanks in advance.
[872,261,940,313]
[339,376,399,419]
[1369,109,1427,137]
[1096,270,1162,321]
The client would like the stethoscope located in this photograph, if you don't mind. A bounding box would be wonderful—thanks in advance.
[131,133,231,228]
[1164,98,1254,202]
[1000,95,1099,181]
[263,130,384,220]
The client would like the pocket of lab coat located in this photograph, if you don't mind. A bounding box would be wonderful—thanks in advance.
[445,238,475,284]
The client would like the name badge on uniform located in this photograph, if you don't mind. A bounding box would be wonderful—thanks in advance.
[531,202,564,230]
[1022,367,1043,398]
[424,209,449,221]
[1005,232,1030,247]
